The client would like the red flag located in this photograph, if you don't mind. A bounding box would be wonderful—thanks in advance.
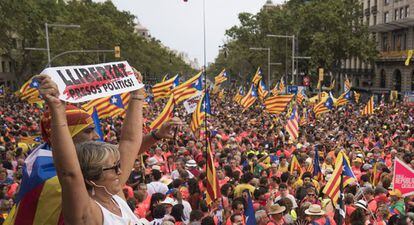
[392,157,414,197]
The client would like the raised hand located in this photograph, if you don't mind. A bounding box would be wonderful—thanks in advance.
[35,74,63,108]
[156,117,185,139]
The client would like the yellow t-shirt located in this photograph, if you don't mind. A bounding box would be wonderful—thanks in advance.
[233,183,255,198]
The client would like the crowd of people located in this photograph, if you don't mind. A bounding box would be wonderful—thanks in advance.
[0,73,413,225]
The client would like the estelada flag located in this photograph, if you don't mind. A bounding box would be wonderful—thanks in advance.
[392,157,414,197]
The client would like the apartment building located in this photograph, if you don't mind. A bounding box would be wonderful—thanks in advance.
[342,0,414,94]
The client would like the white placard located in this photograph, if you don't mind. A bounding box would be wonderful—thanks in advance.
[183,91,203,113]
[41,61,144,103]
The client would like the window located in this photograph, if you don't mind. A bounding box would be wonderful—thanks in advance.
[8,62,12,72]
[366,16,370,25]
[1,61,4,73]
[380,69,386,88]
[384,11,389,23]
[395,9,399,20]
[412,70,414,90]
[384,0,389,5]
[367,0,370,9]
[373,15,377,25]
[400,8,404,19]
[382,33,389,51]
[406,6,410,17]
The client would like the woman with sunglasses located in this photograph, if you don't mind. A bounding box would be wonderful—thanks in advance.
[36,73,179,225]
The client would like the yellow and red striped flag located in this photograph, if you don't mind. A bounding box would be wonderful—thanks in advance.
[344,76,351,92]
[285,106,299,141]
[264,94,294,115]
[152,74,179,101]
[299,108,308,126]
[239,85,258,111]
[149,95,175,130]
[271,82,280,96]
[290,155,302,174]
[251,67,262,86]
[82,93,130,119]
[171,72,203,104]
[18,77,43,104]
[205,136,221,205]
[313,97,334,117]
[296,91,305,105]
[335,91,352,107]
[354,91,360,103]
[190,92,211,133]
[258,79,268,100]
[233,87,244,104]
[278,79,285,93]
[214,69,228,86]
[361,96,374,115]
[323,152,356,206]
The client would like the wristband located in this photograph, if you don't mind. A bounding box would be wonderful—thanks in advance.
[150,130,162,140]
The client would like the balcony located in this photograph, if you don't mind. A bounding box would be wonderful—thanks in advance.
[371,5,377,14]
[378,50,407,61]
[340,68,374,76]
[365,8,370,16]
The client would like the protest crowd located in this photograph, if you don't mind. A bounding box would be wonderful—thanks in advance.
[0,68,413,225]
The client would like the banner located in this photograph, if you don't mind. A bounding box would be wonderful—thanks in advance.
[41,61,143,103]
[392,157,414,197]
[183,91,203,114]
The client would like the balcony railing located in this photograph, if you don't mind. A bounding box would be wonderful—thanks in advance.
[379,50,407,59]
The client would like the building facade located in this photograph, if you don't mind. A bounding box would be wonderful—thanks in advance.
[343,0,414,94]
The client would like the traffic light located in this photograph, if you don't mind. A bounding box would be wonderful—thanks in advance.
[114,46,121,58]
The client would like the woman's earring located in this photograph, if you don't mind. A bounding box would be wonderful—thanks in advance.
[92,187,95,196]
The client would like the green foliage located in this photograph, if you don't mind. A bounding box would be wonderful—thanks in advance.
[208,0,377,86]
[0,0,194,84]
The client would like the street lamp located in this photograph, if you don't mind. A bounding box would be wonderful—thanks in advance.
[45,23,81,67]
[249,47,271,86]
[267,34,295,84]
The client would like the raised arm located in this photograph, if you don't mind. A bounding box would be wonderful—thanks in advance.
[37,75,93,225]
[117,70,144,187]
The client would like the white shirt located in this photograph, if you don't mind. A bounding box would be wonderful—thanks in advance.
[147,181,169,195]
[95,195,140,225]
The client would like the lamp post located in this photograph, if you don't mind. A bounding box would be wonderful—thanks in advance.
[249,47,271,86]
[267,34,295,84]
[45,23,81,67]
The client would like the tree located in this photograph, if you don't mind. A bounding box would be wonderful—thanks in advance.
[208,0,377,90]
[0,0,195,86]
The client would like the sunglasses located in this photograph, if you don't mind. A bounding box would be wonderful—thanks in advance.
[103,161,121,174]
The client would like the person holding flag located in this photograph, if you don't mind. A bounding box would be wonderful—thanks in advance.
[6,71,182,225]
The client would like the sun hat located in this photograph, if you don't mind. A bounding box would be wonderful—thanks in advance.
[355,199,368,211]
[185,159,197,168]
[305,204,326,216]
[268,204,286,215]
[160,197,176,206]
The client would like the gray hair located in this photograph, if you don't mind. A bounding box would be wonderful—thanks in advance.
[75,141,119,183]
[255,210,267,221]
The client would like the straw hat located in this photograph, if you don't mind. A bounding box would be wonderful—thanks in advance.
[305,204,326,216]
[268,204,286,215]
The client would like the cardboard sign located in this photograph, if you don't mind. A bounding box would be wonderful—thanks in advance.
[183,91,203,114]
[41,61,143,103]
[392,157,414,197]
